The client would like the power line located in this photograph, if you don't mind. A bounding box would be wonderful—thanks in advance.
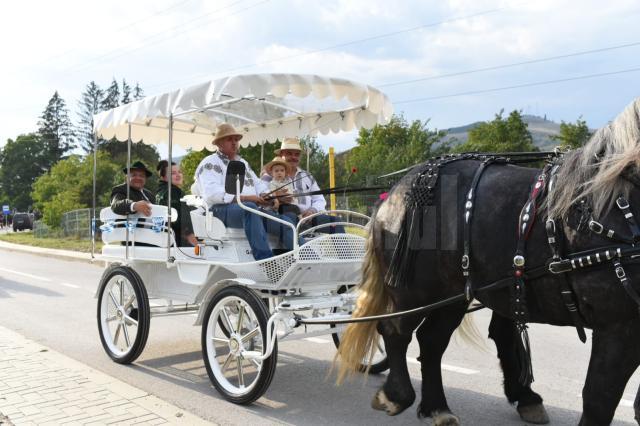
[67,0,261,73]
[394,66,640,104]
[145,5,511,92]
[379,41,640,87]
[39,0,196,66]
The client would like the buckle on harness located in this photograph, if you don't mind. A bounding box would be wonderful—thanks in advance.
[616,266,626,279]
[588,220,603,234]
[549,260,572,274]
[461,255,469,270]
[616,197,630,210]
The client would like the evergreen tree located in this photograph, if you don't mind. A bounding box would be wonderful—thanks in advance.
[77,81,103,152]
[37,91,75,169]
[133,82,144,101]
[101,78,120,111]
[121,79,132,105]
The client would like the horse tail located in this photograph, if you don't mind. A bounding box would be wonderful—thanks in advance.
[455,312,487,352]
[336,226,390,384]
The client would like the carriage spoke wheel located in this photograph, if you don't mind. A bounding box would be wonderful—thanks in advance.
[202,285,277,405]
[331,286,389,374]
[97,266,150,364]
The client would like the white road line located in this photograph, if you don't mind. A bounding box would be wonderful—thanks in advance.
[304,337,332,344]
[406,357,479,375]
[60,282,80,289]
[0,267,52,282]
[620,399,634,408]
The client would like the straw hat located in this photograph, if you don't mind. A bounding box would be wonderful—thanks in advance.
[264,157,293,175]
[274,137,304,155]
[212,123,243,145]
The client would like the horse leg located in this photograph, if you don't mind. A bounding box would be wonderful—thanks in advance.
[580,320,640,426]
[488,312,549,424]
[415,304,467,426]
[372,318,419,416]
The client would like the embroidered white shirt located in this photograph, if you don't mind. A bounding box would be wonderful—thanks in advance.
[194,152,268,206]
[291,168,326,214]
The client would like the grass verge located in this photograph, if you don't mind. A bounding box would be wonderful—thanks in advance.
[0,231,102,252]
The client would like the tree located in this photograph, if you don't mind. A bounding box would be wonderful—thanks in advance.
[0,134,48,211]
[346,115,448,185]
[181,148,214,192]
[454,110,536,153]
[553,118,592,149]
[133,82,144,101]
[32,152,121,227]
[101,78,120,111]
[38,91,75,169]
[121,79,132,105]
[77,81,103,152]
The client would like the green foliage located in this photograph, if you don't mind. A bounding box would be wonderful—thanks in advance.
[98,140,160,190]
[32,153,120,227]
[0,134,48,211]
[455,110,536,153]
[77,81,103,152]
[38,91,75,169]
[180,148,214,192]
[345,115,448,185]
[553,118,592,149]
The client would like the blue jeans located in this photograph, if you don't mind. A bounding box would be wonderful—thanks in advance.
[211,202,296,260]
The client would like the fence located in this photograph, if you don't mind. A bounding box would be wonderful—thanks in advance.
[34,208,103,239]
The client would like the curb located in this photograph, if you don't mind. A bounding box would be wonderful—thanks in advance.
[0,240,102,265]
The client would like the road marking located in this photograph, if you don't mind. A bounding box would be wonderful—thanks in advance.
[304,337,332,344]
[406,357,479,375]
[0,267,52,282]
[620,399,634,408]
[60,282,80,289]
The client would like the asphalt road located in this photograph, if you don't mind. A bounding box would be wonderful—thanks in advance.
[0,248,638,425]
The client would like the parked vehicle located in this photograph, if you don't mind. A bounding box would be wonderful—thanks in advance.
[12,213,33,231]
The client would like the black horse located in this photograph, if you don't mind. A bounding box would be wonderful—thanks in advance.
[337,99,640,426]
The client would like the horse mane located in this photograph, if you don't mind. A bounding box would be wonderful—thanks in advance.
[547,98,640,220]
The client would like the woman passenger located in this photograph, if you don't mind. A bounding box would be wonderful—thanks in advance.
[156,161,198,246]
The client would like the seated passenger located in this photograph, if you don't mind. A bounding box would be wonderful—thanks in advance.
[275,138,345,233]
[263,157,300,221]
[194,123,296,260]
[156,160,198,246]
[111,161,155,217]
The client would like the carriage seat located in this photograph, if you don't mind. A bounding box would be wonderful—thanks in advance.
[181,194,244,240]
[99,205,177,247]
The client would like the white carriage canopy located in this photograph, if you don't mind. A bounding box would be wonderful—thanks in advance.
[92,74,394,150]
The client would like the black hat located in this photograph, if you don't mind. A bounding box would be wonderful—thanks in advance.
[122,161,152,177]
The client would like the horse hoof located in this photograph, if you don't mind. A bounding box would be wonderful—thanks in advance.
[372,389,402,416]
[432,410,460,426]
[518,403,550,424]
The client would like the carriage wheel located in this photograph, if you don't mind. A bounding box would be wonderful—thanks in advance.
[202,285,277,405]
[97,266,150,364]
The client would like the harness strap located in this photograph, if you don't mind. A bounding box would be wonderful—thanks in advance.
[546,218,587,342]
[462,158,503,301]
[616,196,640,243]
[588,219,633,245]
[612,260,640,316]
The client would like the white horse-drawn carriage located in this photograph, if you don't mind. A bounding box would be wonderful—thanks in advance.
[91,74,392,404]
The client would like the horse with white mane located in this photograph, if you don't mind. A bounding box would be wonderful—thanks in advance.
[337,98,640,425]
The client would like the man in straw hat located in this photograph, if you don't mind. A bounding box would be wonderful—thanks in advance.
[275,137,344,232]
[111,160,155,216]
[193,123,296,260]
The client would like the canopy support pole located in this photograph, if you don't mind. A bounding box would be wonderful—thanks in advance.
[260,144,264,171]
[126,123,132,261]
[306,143,310,172]
[167,115,174,259]
[91,132,97,259]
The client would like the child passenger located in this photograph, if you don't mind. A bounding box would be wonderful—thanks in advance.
[264,157,300,220]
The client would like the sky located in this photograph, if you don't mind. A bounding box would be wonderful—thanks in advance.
[1,0,639,157]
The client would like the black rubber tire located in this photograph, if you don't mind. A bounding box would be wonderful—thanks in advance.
[97,265,150,364]
[201,285,277,405]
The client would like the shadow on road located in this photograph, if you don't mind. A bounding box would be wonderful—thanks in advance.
[0,278,63,298]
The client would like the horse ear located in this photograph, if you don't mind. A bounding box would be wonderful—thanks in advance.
[225,161,246,194]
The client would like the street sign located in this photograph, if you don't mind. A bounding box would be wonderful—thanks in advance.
[2,205,9,214]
